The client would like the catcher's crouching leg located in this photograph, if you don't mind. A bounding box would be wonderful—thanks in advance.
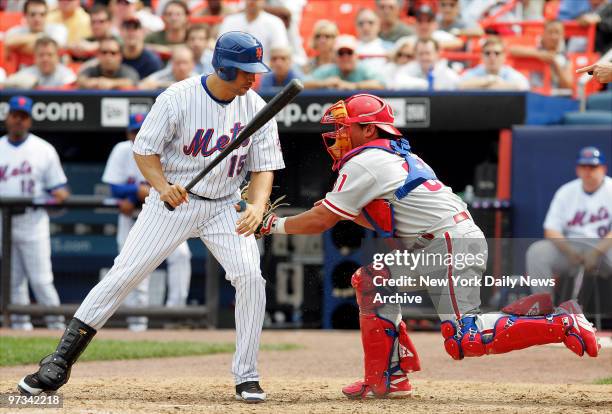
[342,264,420,400]
[440,299,599,360]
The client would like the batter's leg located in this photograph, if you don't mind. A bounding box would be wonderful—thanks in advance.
[9,242,33,330]
[20,237,65,329]
[200,205,265,386]
[17,193,202,396]
[123,278,150,331]
[75,197,199,329]
[165,241,192,307]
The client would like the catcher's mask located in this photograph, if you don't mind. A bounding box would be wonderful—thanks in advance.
[320,94,402,170]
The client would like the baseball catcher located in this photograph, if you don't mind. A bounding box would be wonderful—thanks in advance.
[256,93,600,399]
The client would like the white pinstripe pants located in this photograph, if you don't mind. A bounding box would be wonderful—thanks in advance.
[74,189,266,384]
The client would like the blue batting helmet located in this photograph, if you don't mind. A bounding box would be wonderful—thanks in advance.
[577,146,606,166]
[212,31,270,81]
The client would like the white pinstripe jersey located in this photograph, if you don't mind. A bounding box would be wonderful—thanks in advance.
[133,75,285,198]
[323,149,467,237]
[0,134,67,241]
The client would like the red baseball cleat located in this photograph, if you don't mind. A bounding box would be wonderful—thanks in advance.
[342,375,412,399]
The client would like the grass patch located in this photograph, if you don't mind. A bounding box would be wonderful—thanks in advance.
[0,337,299,367]
[594,377,612,385]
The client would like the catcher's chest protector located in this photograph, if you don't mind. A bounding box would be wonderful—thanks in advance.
[338,138,438,237]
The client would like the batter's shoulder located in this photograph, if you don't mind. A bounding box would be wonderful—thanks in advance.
[159,75,201,98]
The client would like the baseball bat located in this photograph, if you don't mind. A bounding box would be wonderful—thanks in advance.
[164,79,304,211]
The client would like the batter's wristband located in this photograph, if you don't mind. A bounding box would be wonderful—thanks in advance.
[273,217,287,234]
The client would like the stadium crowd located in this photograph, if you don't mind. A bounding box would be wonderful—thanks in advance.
[0,0,610,95]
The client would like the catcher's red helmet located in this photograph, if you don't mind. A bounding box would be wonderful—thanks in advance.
[342,94,402,136]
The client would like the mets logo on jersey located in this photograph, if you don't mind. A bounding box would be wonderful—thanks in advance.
[183,122,248,157]
[0,161,32,182]
[256,47,263,61]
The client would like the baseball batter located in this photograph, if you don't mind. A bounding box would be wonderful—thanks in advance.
[258,93,600,399]
[526,147,612,293]
[18,32,284,403]
[102,113,192,331]
[0,96,68,331]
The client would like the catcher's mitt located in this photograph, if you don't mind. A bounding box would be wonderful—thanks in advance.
[239,182,289,238]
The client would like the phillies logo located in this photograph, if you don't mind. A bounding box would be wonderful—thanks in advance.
[255,47,263,60]
[183,122,248,157]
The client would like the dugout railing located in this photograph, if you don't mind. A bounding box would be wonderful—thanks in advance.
[0,195,219,328]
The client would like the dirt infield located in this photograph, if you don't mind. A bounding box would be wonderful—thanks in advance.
[1,329,610,413]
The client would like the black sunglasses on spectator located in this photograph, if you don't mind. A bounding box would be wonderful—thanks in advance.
[397,52,413,59]
[337,49,354,56]
[100,49,120,56]
[484,50,503,56]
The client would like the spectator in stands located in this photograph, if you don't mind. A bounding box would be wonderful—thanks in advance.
[592,1,612,54]
[77,37,140,89]
[265,0,308,66]
[145,0,190,57]
[558,0,606,21]
[411,5,464,50]
[386,37,459,90]
[7,37,76,89]
[191,0,238,38]
[377,0,415,42]
[259,46,303,91]
[559,0,611,53]
[192,0,238,17]
[459,36,530,90]
[69,5,113,60]
[186,24,215,75]
[303,35,384,90]
[111,0,164,34]
[217,0,290,65]
[47,0,92,45]
[509,20,573,90]
[438,0,484,38]
[5,0,67,56]
[302,20,339,74]
[355,8,393,69]
[121,17,163,79]
[139,46,197,89]
[459,0,523,28]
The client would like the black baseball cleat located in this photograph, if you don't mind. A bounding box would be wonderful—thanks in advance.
[18,373,54,396]
[235,381,266,403]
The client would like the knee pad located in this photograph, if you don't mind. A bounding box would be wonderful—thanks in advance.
[351,264,392,313]
[441,316,486,360]
[441,311,592,360]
